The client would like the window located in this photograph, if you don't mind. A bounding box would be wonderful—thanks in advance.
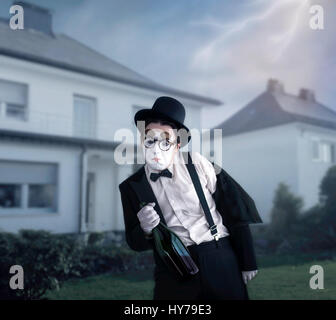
[323,142,335,163]
[311,138,336,163]
[0,184,21,208]
[28,184,56,208]
[0,161,58,214]
[0,79,28,121]
[73,95,96,138]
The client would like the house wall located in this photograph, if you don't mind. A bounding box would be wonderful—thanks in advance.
[296,123,336,210]
[0,54,206,233]
[210,123,299,224]
[0,139,81,233]
[0,55,204,144]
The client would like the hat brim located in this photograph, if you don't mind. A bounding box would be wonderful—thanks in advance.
[134,109,191,147]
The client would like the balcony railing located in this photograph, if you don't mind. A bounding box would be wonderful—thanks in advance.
[0,109,118,141]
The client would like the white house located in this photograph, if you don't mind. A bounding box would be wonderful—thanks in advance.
[206,79,336,223]
[0,1,221,234]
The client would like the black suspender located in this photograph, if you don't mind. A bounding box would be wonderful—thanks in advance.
[184,151,219,242]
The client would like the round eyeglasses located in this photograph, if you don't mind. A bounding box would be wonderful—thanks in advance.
[143,137,177,151]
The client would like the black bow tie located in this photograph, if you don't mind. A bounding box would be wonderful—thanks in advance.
[150,168,172,182]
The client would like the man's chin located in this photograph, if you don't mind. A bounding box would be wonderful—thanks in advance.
[148,162,166,171]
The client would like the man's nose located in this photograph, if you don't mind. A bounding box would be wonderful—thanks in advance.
[153,141,160,152]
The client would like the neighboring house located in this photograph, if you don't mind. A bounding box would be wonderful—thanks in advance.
[206,79,336,223]
[0,1,221,234]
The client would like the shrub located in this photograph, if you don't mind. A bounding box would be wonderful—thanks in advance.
[319,165,336,226]
[0,230,83,300]
[0,230,154,300]
[269,182,303,236]
[87,232,104,246]
[256,169,336,255]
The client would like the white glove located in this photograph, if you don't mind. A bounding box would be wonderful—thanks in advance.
[242,270,258,285]
[137,202,160,235]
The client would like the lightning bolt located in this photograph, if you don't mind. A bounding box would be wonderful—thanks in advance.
[192,0,311,66]
[269,0,309,61]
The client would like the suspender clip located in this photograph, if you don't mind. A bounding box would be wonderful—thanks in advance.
[210,225,219,241]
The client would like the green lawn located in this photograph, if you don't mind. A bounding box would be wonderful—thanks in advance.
[46,269,155,300]
[45,259,336,300]
[248,261,336,299]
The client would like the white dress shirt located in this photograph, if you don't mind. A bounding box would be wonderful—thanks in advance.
[144,151,230,246]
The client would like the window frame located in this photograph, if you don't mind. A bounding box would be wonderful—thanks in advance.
[311,137,321,162]
[73,93,97,139]
[0,78,29,122]
[0,160,59,215]
[311,137,336,163]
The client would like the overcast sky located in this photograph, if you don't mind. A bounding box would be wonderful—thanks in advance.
[0,0,335,128]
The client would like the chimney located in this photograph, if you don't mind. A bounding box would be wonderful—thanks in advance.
[299,88,315,102]
[13,1,53,35]
[267,78,284,94]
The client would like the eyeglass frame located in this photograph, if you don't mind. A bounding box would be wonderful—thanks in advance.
[142,136,178,151]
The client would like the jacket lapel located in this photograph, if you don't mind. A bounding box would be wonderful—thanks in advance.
[129,166,168,225]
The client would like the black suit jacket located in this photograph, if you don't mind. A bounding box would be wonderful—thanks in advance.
[119,154,263,271]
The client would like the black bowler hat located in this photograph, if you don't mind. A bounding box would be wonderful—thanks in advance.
[134,96,191,147]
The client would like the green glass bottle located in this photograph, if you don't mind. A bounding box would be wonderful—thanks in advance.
[151,221,199,279]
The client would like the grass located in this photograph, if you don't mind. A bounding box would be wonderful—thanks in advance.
[248,260,336,300]
[46,258,336,300]
[46,269,155,300]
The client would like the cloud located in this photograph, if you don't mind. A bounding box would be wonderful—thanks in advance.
[29,0,335,128]
[180,0,336,127]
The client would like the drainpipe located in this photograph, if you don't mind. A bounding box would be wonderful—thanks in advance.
[79,144,88,234]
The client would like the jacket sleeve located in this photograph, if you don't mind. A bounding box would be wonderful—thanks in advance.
[119,183,155,252]
[210,162,260,271]
[227,223,258,271]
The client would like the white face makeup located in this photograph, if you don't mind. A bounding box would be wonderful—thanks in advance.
[142,124,179,172]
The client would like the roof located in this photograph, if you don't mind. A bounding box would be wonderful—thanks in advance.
[0,128,118,149]
[213,89,336,137]
[0,19,221,106]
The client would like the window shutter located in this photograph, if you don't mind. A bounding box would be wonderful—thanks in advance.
[0,161,57,184]
[0,79,27,105]
[73,95,96,138]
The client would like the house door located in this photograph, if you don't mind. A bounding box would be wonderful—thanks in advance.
[73,95,96,138]
[85,172,95,231]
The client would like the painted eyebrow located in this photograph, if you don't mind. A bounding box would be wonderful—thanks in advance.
[144,130,172,138]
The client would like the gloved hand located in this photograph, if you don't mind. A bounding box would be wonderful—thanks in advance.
[137,202,160,235]
[242,270,258,285]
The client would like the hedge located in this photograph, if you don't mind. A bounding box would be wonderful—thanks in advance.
[0,229,154,300]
